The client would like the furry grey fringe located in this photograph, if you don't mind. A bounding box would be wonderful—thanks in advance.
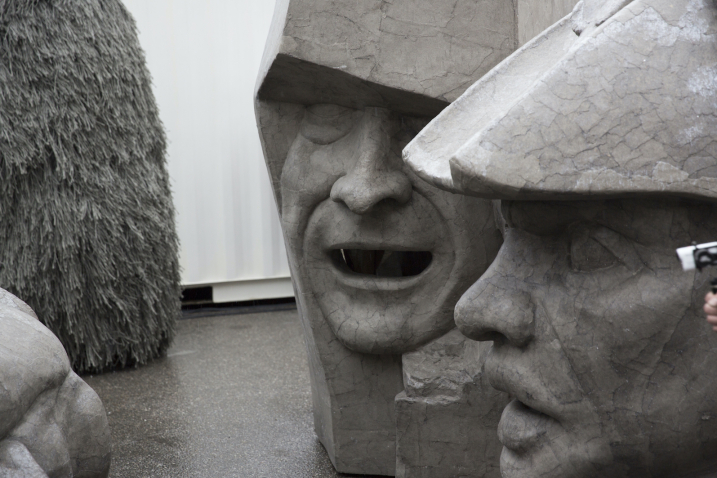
[0,0,181,373]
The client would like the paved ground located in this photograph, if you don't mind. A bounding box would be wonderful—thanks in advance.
[83,306,379,478]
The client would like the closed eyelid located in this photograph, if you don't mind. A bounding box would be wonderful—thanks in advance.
[300,105,361,145]
[571,225,644,272]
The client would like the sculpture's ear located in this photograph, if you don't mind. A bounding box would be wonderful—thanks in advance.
[254,100,305,214]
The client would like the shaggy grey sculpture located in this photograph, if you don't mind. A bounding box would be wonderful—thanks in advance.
[0,0,180,372]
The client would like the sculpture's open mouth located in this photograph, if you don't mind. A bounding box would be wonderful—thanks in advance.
[331,249,432,277]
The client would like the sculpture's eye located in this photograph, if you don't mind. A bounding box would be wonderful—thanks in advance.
[301,104,359,145]
[568,225,622,272]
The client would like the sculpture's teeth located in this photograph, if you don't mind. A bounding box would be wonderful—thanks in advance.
[338,250,432,277]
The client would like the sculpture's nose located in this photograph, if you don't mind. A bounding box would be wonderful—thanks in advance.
[330,109,411,214]
[454,233,536,347]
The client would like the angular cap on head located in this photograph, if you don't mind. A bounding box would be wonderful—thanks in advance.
[253,0,575,209]
[404,0,717,202]
[255,0,520,116]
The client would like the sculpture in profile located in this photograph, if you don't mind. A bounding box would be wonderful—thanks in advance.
[404,0,717,475]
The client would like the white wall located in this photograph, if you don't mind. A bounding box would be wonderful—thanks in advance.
[122,0,292,301]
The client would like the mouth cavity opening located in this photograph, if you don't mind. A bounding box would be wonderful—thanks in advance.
[332,249,432,278]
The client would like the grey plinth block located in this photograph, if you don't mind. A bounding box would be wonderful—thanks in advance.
[0,288,111,477]
[396,329,508,478]
[404,0,717,476]
[255,0,578,475]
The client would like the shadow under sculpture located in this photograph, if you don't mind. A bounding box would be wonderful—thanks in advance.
[0,288,111,477]
[404,0,717,476]
[251,0,581,474]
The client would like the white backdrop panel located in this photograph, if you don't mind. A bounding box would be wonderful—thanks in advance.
[121,0,291,299]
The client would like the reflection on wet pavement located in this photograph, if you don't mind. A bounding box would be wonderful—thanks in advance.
[84,308,380,478]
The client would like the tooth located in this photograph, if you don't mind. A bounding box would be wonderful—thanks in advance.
[346,249,380,275]
[338,250,431,277]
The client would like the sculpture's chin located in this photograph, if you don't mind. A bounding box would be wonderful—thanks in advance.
[499,417,618,478]
[499,439,583,478]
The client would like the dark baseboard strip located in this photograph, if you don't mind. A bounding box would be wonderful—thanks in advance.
[180,297,296,319]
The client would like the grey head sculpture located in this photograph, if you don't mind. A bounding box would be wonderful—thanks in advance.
[0,288,111,477]
[404,0,717,476]
[254,1,506,474]
[253,0,581,474]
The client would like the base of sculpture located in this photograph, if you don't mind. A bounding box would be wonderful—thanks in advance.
[396,330,507,478]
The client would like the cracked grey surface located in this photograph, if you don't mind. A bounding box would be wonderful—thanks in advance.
[0,288,111,478]
[405,0,717,201]
[257,0,579,117]
[404,0,717,476]
[397,329,506,478]
[453,199,717,477]
[256,101,503,476]
[254,0,583,475]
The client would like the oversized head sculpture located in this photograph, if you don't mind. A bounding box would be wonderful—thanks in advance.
[253,0,539,474]
[404,0,717,476]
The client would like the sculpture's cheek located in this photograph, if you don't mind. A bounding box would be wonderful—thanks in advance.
[0,440,48,478]
[9,372,111,478]
[0,308,70,439]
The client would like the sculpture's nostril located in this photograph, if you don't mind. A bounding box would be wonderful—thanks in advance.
[330,170,412,214]
[455,283,535,347]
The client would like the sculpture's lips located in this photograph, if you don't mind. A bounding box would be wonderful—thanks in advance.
[325,244,436,291]
[332,249,432,277]
[498,399,553,452]
[484,350,566,424]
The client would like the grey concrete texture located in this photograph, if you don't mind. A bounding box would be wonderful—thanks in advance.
[255,0,583,475]
[404,0,717,476]
[456,199,717,478]
[259,0,511,113]
[84,309,382,478]
[258,0,579,114]
[397,330,506,478]
[0,288,110,478]
[405,0,717,202]
[260,102,503,476]
[256,1,515,474]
